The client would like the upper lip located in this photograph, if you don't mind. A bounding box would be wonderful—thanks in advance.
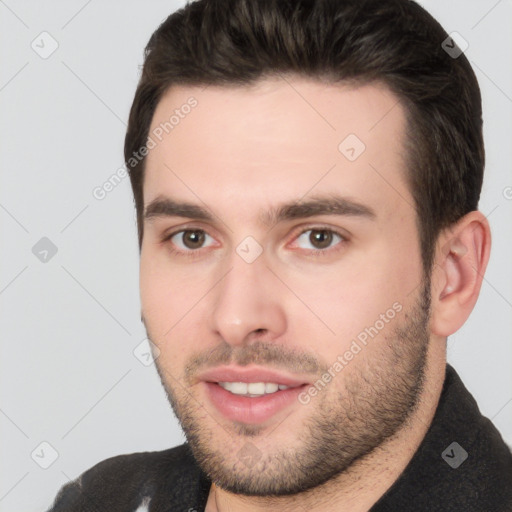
[197,365,311,387]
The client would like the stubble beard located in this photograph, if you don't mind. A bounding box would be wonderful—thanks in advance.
[150,278,431,497]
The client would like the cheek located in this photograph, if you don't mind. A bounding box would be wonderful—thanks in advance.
[286,274,389,354]
[140,251,165,323]
[140,249,213,345]
[139,249,189,335]
[140,257,192,374]
[283,242,420,352]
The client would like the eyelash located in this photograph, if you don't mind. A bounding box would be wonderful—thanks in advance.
[161,225,348,260]
[289,226,347,258]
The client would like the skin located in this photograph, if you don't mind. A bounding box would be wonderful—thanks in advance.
[139,76,491,511]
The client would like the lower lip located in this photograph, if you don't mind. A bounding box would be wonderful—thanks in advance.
[204,382,308,424]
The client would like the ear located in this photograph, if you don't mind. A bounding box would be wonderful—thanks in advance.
[429,211,491,337]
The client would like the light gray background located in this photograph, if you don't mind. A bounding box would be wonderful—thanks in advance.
[1,1,511,510]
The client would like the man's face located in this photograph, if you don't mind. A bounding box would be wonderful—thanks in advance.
[140,76,431,495]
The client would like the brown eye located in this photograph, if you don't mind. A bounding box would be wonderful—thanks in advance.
[294,228,344,252]
[181,230,206,249]
[309,229,333,249]
[169,229,213,251]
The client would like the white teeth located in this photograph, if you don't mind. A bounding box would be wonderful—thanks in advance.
[218,381,290,396]
[265,383,279,393]
[248,382,266,395]
[230,382,249,395]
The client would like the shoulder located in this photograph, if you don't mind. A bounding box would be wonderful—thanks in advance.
[46,443,203,512]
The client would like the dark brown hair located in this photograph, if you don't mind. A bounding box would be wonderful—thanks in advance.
[124,0,484,275]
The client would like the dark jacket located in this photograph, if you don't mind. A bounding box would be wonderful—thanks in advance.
[46,363,512,511]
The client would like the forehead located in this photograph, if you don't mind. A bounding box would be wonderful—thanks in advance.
[143,76,412,221]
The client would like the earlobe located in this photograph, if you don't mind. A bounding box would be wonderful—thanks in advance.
[429,211,491,337]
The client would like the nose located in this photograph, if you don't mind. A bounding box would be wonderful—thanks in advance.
[210,251,287,347]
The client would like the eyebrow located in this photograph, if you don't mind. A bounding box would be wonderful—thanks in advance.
[143,194,376,226]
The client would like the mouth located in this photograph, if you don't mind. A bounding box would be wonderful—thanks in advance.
[197,366,311,424]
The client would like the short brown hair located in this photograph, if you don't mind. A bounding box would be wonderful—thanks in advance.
[124,0,484,275]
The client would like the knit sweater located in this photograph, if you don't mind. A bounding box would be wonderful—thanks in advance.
[46,363,512,511]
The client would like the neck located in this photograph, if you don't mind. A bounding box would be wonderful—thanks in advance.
[206,342,446,512]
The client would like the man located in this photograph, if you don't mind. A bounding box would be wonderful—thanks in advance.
[47,0,512,510]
